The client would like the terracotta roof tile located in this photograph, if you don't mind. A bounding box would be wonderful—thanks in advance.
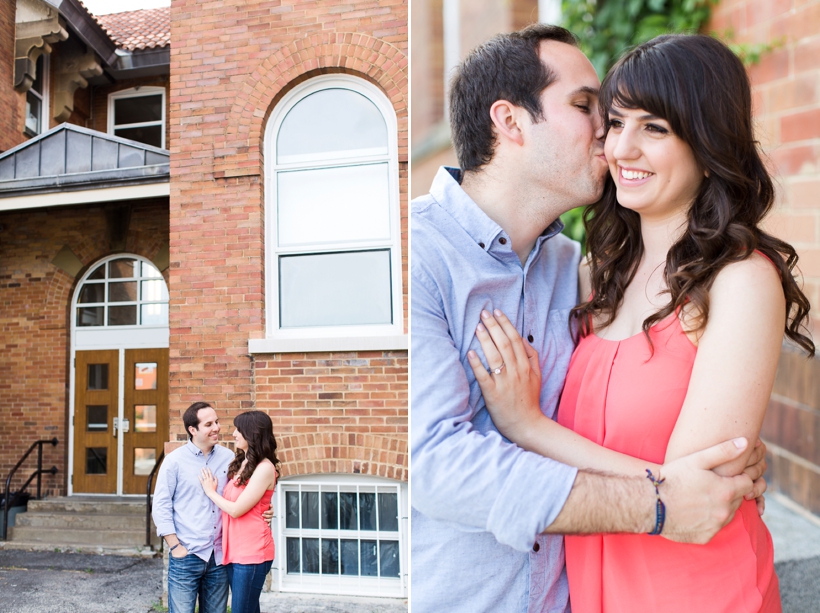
[94,7,170,51]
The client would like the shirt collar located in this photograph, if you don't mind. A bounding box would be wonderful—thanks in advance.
[185,440,214,457]
[430,166,565,254]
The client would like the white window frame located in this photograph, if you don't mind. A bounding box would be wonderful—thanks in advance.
[107,86,166,149]
[24,52,49,136]
[251,75,406,354]
[270,474,408,598]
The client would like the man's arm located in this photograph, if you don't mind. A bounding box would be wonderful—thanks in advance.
[152,456,188,556]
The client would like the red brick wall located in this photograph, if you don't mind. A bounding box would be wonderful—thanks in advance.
[0,199,169,495]
[168,0,408,479]
[0,0,25,152]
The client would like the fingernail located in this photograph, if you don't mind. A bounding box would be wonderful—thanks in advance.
[733,437,748,449]
[494,309,502,317]
[481,310,490,319]
[477,323,486,333]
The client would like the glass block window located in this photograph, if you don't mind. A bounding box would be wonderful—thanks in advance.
[277,480,405,596]
[76,258,168,328]
[108,87,165,148]
[265,75,402,342]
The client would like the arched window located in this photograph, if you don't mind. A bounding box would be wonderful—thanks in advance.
[255,75,404,353]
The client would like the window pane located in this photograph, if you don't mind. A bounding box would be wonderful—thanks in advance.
[109,259,136,278]
[79,283,105,304]
[321,492,338,529]
[86,448,107,474]
[301,491,319,529]
[321,539,339,575]
[134,448,156,476]
[360,540,378,577]
[141,303,168,326]
[109,281,137,302]
[287,537,300,573]
[360,493,376,531]
[134,405,157,432]
[302,538,319,574]
[114,95,163,125]
[277,88,387,163]
[286,492,300,529]
[277,163,390,247]
[279,250,392,328]
[88,264,106,280]
[340,539,358,576]
[109,305,137,326]
[78,306,104,326]
[379,541,399,578]
[31,55,44,95]
[87,364,108,390]
[86,405,108,431]
[378,492,399,532]
[141,261,162,278]
[340,492,358,530]
[135,363,157,390]
[25,91,41,134]
[141,280,166,302]
[114,126,162,148]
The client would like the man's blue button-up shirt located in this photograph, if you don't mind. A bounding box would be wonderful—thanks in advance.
[152,440,234,564]
[411,167,581,613]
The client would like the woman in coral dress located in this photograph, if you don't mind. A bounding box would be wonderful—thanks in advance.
[467,34,814,612]
[200,411,279,613]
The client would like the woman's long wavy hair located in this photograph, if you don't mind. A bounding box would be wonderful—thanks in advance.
[571,34,814,356]
[228,411,281,486]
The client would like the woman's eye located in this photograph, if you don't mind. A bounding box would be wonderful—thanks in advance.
[607,118,623,129]
[646,123,669,134]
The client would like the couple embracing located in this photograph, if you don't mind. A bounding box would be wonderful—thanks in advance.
[411,24,814,613]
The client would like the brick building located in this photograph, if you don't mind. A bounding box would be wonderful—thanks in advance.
[1,0,408,599]
[412,0,820,518]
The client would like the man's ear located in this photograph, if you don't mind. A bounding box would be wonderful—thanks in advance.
[489,100,526,147]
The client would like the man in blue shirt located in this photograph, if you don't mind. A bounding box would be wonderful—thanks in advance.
[411,25,766,612]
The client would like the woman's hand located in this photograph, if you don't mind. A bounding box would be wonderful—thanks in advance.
[466,309,544,445]
[199,467,218,497]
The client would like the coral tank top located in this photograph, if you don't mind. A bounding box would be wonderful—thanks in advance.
[221,478,275,565]
[556,313,780,613]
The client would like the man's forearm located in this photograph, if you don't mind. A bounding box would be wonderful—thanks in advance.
[544,470,654,535]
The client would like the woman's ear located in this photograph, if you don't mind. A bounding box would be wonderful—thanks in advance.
[489,99,526,147]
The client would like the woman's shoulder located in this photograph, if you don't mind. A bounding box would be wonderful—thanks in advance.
[711,252,783,299]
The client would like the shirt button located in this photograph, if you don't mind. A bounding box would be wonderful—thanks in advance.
[527,334,534,342]
[498,237,507,245]
[478,242,485,249]
[533,542,540,552]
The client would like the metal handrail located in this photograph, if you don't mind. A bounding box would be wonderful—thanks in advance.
[145,450,166,549]
[2,438,58,540]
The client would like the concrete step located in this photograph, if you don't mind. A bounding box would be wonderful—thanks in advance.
[15,511,149,530]
[9,526,160,547]
[0,540,158,557]
[27,498,146,515]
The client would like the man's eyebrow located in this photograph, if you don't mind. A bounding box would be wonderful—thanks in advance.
[569,86,599,98]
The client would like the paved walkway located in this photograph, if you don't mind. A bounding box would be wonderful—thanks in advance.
[0,494,817,612]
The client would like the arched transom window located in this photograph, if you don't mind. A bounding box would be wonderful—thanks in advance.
[75,256,168,328]
[257,75,404,352]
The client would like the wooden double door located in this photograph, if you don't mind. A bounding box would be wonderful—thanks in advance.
[72,348,168,495]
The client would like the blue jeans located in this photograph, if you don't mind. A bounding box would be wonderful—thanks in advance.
[167,551,229,613]
[227,560,273,613]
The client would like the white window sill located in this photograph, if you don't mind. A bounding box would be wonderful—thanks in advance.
[248,334,408,354]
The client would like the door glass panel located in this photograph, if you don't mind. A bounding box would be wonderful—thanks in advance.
[287,537,300,573]
[321,492,338,529]
[378,492,399,532]
[340,539,358,575]
[135,363,157,390]
[279,250,392,328]
[109,259,136,278]
[321,538,339,574]
[286,492,300,529]
[134,448,156,475]
[87,364,108,390]
[302,538,319,574]
[86,448,107,474]
[379,541,400,578]
[134,405,157,432]
[140,303,168,326]
[78,283,105,303]
[109,281,137,302]
[360,540,378,577]
[340,492,358,530]
[86,405,108,431]
[360,492,376,531]
[109,305,137,325]
[78,307,104,326]
[301,491,319,529]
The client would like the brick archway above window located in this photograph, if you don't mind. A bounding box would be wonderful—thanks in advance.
[213,32,407,180]
[276,433,407,482]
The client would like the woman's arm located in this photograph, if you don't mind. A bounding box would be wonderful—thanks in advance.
[199,461,277,519]
[665,253,784,476]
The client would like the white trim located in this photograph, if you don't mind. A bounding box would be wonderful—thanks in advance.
[443,0,460,119]
[108,86,166,149]
[0,182,170,211]
[538,0,562,24]
[261,75,405,350]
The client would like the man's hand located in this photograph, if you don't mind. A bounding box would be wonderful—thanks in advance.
[261,507,274,523]
[742,439,768,516]
[170,543,189,558]
[660,438,754,544]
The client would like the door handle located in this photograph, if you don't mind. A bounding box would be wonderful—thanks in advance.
[121,418,130,433]
[113,417,118,438]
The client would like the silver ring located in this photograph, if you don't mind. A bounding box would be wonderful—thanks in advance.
[492,363,505,375]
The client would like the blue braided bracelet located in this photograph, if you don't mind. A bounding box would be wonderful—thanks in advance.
[646,469,666,536]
